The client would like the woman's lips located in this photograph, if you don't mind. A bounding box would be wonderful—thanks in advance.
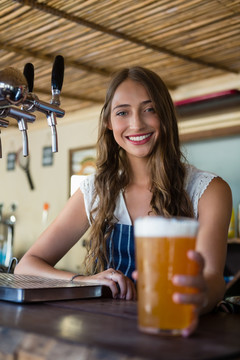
[126,132,153,145]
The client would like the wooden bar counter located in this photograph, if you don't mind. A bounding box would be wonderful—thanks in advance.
[0,298,240,360]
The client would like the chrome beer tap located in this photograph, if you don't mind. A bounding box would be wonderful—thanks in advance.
[0,56,65,157]
[23,56,65,152]
[0,67,36,157]
[49,55,65,153]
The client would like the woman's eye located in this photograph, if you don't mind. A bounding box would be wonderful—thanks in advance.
[116,111,127,116]
[145,107,155,113]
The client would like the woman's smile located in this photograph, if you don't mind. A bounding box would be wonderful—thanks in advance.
[126,132,153,144]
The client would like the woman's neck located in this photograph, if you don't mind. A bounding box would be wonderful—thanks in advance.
[123,155,153,222]
[127,155,151,188]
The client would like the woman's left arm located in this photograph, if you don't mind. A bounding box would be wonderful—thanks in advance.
[171,177,232,337]
[195,176,232,313]
[172,177,232,316]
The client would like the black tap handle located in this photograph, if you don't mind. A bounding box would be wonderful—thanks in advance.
[23,63,34,93]
[51,55,64,92]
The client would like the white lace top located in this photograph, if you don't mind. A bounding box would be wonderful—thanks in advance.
[79,164,217,223]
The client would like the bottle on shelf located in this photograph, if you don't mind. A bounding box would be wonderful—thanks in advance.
[42,202,50,230]
[228,208,235,239]
[237,203,240,238]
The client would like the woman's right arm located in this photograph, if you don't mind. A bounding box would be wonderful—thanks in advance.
[15,188,137,300]
[14,188,90,280]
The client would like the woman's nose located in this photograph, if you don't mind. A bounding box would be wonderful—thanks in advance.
[130,111,144,129]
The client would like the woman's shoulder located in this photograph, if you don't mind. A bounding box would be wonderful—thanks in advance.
[184,164,217,189]
[184,164,219,218]
[78,173,96,193]
[77,173,96,223]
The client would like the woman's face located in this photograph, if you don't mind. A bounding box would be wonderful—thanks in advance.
[108,78,160,160]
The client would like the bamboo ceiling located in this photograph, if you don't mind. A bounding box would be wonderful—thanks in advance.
[0,0,240,139]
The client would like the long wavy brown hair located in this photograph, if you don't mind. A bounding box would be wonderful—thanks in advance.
[84,66,193,274]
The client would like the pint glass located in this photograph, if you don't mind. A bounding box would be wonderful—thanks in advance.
[134,216,199,335]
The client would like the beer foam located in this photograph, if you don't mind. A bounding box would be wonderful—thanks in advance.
[134,216,199,238]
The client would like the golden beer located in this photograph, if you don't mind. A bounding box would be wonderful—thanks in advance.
[134,217,199,335]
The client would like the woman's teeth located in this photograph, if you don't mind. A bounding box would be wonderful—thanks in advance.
[128,133,151,142]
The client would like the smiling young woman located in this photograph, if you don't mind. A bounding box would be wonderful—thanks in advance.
[15,67,232,337]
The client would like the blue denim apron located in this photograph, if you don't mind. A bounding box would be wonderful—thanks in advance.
[106,223,135,280]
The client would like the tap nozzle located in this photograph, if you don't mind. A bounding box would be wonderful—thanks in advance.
[47,112,58,153]
[1,106,35,157]
[0,118,9,158]
[18,111,29,157]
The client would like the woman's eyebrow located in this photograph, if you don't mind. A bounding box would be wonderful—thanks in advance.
[112,104,130,111]
[141,100,152,105]
[112,100,152,112]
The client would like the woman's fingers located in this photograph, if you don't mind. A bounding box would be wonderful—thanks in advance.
[172,289,208,309]
[132,270,138,281]
[187,250,205,274]
[80,274,120,299]
[172,250,208,311]
[109,269,137,300]
[172,250,206,337]
[83,268,136,300]
[172,274,206,291]
[109,270,126,298]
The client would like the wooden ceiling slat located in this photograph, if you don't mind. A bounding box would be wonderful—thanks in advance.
[81,0,236,36]
[1,0,240,128]
[0,42,111,76]
[128,16,240,43]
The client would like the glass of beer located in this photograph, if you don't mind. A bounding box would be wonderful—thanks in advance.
[134,216,199,336]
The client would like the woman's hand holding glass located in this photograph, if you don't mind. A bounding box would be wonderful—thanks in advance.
[171,250,207,337]
[132,249,208,337]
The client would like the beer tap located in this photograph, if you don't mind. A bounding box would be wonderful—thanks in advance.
[23,56,65,152]
[0,67,36,156]
[48,55,64,153]
[0,56,65,157]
